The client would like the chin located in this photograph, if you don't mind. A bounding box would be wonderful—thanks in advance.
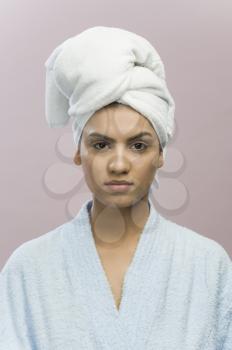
[94,192,148,208]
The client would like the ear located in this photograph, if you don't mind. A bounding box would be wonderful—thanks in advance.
[157,150,164,169]
[73,148,81,165]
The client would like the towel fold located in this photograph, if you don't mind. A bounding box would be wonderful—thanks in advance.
[44,26,176,186]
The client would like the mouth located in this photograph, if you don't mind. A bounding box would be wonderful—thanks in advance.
[104,181,134,185]
[104,183,133,192]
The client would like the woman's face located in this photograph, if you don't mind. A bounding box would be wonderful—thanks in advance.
[74,103,164,207]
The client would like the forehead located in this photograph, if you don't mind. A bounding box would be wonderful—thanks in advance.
[83,103,156,138]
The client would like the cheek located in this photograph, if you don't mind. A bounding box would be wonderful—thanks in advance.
[81,156,104,185]
[135,154,159,182]
[149,152,161,169]
[134,153,158,171]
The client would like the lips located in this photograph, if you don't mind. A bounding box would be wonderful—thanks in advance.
[105,181,133,185]
[104,182,133,192]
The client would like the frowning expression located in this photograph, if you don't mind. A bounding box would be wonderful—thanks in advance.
[73,103,164,207]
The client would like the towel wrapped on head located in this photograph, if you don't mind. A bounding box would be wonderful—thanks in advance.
[44,26,176,186]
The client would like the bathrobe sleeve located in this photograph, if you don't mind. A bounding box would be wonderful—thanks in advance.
[216,245,232,349]
[220,308,232,349]
[0,246,35,350]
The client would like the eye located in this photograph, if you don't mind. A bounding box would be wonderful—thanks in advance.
[92,141,109,150]
[92,141,148,151]
[131,142,148,151]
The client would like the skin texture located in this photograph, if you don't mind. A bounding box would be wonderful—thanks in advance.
[73,102,164,310]
[73,102,164,247]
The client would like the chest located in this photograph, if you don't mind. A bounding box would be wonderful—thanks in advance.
[95,239,139,310]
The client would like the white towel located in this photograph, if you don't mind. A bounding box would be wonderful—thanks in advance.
[44,26,176,186]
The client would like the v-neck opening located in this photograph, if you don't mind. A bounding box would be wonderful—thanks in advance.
[85,197,158,318]
[65,196,162,349]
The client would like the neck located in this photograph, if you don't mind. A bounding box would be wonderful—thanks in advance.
[89,195,150,249]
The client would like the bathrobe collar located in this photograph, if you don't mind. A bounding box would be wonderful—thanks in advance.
[63,197,162,349]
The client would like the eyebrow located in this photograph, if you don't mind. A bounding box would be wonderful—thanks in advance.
[87,132,153,142]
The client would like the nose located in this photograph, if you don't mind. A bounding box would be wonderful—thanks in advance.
[108,148,130,174]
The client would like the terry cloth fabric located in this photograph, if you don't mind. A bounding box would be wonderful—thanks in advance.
[44,26,176,187]
[1,198,232,349]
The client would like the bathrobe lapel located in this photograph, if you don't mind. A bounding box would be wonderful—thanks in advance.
[66,198,161,349]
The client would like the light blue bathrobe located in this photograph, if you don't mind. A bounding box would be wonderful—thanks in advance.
[1,198,232,349]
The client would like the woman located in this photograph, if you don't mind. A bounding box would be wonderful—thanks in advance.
[1,26,231,349]
[73,101,163,312]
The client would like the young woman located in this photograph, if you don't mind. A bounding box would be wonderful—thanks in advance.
[73,101,163,312]
[1,26,231,350]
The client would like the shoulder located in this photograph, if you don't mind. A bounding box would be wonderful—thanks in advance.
[159,214,232,264]
[159,214,232,309]
[1,220,73,276]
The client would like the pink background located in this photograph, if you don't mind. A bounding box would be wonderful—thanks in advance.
[0,0,232,269]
